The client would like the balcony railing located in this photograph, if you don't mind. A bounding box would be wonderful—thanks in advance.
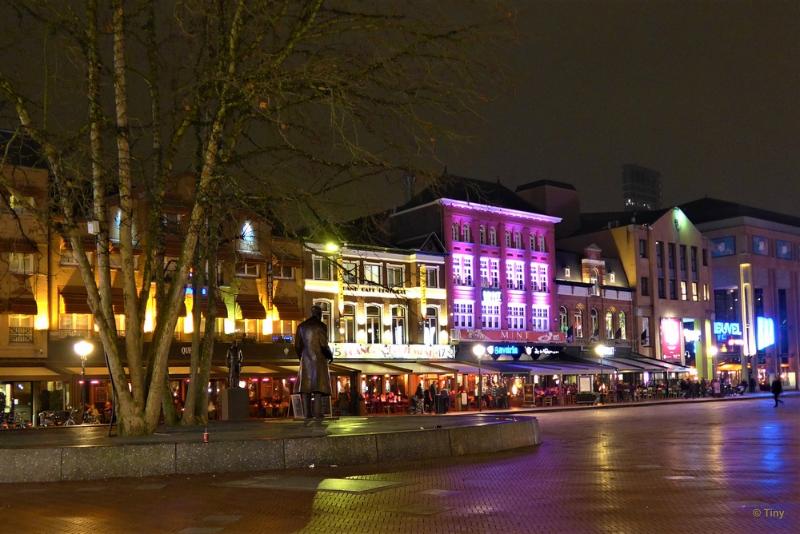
[9,327,33,343]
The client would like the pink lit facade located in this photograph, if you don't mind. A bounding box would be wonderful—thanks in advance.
[440,199,562,340]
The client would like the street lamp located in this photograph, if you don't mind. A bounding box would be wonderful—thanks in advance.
[74,340,95,423]
[594,344,612,401]
[472,344,486,412]
[708,345,719,379]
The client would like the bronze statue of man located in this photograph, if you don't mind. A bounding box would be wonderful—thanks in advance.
[295,305,333,422]
[227,341,243,388]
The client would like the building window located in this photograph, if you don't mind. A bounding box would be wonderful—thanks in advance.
[274,265,294,279]
[109,209,121,242]
[703,283,710,301]
[312,255,334,280]
[618,312,626,340]
[531,306,549,332]
[9,314,33,343]
[505,231,511,247]
[530,234,536,251]
[480,257,499,289]
[507,304,525,330]
[60,247,79,266]
[680,281,688,301]
[236,262,259,277]
[59,313,91,335]
[481,302,500,330]
[506,260,524,290]
[513,232,522,249]
[679,245,687,275]
[608,272,616,284]
[238,221,258,252]
[657,278,665,299]
[313,299,334,340]
[363,263,382,285]
[479,225,486,245]
[342,260,358,284]
[574,310,583,338]
[488,227,497,246]
[461,223,472,243]
[391,306,406,344]
[691,282,699,302]
[386,265,404,288]
[559,306,568,333]
[564,267,571,278]
[640,317,650,347]
[690,246,698,278]
[640,276,650,296]
[452,254,473,287]
[590,308,599,338]
[452,223,459,242]
[656,241,664,268]
[667,243,676,270]
[590,268,600,296]
[425,266,439,288]
[605,311,614,339]
[702,248,708,266]
[365,305,381,344]
[342,304,356,342]
[424,306,438,345]
[669,279,677,300]
[9,253,35,275]
[531,262,548,293]
[537,235,546,252]
[453,300,474,328]
[639,239,647,258]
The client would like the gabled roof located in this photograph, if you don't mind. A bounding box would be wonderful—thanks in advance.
[395,174,538,214]
[554,250,630,289]
[679,197,800,228]
[515,179,576,192]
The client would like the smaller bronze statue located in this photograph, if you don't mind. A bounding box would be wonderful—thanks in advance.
[227,341,243,388]
[295,305,333,422]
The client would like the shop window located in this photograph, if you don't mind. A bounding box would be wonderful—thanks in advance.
[618,312,626,340]
[342,304,356,342]
[391,306,406,344]
[453,300,474,328]
[312,255,334,280]
[605,311,614,339]
[365,305,381,344]
[424,306,439,345]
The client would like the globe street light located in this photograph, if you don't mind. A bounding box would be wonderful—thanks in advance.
[472,344,486,412]
[74,340,95,423]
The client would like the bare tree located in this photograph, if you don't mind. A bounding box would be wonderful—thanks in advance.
[0,0,509,435]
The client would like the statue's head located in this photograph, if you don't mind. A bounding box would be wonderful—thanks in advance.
[311,305,323,319]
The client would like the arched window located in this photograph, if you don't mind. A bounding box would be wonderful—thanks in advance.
[365,305,381,344]
[313,299,333,340]
[590,308,599,338]
[342,304,356,343]
[479,225,486,245]
[591,268,601,296]
[451,223,459,242]
[462,223,471,243]
[559,306,568,333]
[618,311,627,340]
[605,311,614,339]
[391,306,406,344]
[574,310,583,338]
[488,227,497,246]
[424,306,438,345]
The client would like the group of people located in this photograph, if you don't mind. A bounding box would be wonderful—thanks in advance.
[251,392,290,418]
[84,401,114,424]
[411,382,451,414]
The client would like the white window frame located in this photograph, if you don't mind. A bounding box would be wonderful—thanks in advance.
[531,305,549,332]
[452,254,473,287]
[391,305,406,344]
[425,266,439,288]
[605,311,614,339]
[365,304,382,344]
[461,223,471,243]
[480,302,500,330]
[236,261,259,278]
[342,303,356,342]
[513,232,522,249]
[386,264,404,288]
[424,305,439,345]
[9,252,35,275]
[238,221,259,252]
[312,255,334,280]
[618,312,627,340]
[451,223,459,242]
[506,260,524,290]
[363,263,382,285]
[342,260,358,284]
[274,265,294,279]
[574,310,584,338]
[507,304,525,330]
[453,300,474,329]
[488,227,497,246]
[479,225,486,245]
[313,298,334,340]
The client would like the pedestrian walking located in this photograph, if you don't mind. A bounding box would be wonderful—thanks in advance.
[771,377,784,407]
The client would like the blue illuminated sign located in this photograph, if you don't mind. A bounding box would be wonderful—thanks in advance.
[756,317,775,351]
[488,344,520,356]
[713,322,741,337]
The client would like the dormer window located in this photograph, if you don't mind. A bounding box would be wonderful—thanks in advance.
[609,272,616,283]
[239,221,258,252]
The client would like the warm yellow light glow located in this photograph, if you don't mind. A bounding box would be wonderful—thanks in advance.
[184,312,194,334]
[34,315,49,330]
[73,340,94,358]
[356,328,367,344]
[262,315,273,335]
[382,329,392,344]
[324,242,339,253]
[439,330,448,344]
[224,318,235,334]
[144,308,154,333]
[439,313,448,327]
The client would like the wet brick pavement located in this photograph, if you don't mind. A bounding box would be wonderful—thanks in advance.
[2,396,797,534]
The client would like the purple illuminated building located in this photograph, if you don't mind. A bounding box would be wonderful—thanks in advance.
[390,176,562,350]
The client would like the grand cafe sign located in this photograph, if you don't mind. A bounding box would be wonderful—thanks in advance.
[330,343,455,360]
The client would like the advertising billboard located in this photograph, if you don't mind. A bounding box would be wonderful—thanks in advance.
[660,317,683,361]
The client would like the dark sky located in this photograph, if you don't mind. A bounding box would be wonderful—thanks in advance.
[438,0,800,215]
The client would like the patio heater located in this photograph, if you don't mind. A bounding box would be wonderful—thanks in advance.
[74,340,95,423]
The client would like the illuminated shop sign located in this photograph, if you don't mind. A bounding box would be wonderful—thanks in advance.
[487,344,519,357]
[713,322,742,337]
[660,318,682,361]
[756,317,775,351]
[330,343,455,360]
[452,329,567,344]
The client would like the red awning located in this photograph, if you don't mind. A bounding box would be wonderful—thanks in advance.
[196,291,228,319]
[236,294,266,319]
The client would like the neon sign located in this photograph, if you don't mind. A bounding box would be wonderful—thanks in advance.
[487,344,520,356]
[713,322,742,336]
[481,289,501,304]
[660,318,682,361]
[756,317,775,351]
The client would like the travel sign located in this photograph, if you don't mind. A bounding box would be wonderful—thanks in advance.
[713,322,742,337]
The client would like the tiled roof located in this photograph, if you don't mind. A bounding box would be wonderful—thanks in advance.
[395,174,537,213]
[679,197,800,228]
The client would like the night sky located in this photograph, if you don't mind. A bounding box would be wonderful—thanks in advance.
[437,0,800,215]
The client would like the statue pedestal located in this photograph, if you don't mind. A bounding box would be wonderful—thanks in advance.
[219,387,249,421]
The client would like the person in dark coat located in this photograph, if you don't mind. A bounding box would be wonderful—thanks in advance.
[295,305,333,422]
[771,378,784,407]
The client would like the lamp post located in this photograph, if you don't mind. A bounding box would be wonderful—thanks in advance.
[595,344,610,402]
[74,340,95,423]
[472,343,486,412]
